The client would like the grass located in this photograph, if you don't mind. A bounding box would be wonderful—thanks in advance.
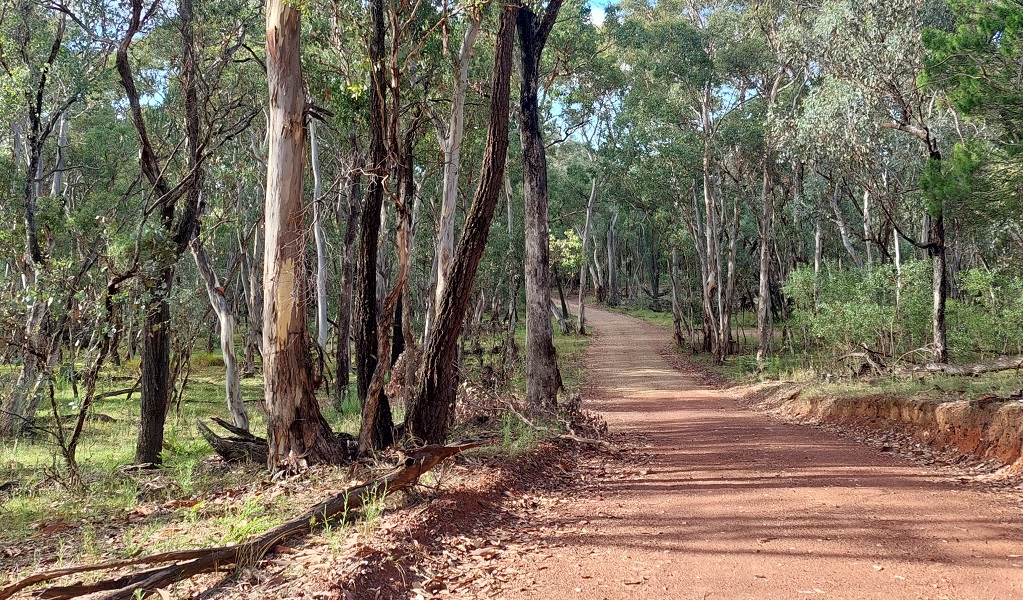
[0,355,358,571]
[0,313,593,583]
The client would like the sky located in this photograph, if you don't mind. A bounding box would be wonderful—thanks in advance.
[589,0,613,27]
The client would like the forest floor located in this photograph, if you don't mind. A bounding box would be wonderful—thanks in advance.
[7,307,1023,599]
[372,306,1023,600]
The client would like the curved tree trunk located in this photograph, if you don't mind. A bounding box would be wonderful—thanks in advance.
[430,12,482,333]
[405,6,515,445]
[190,237,249,431]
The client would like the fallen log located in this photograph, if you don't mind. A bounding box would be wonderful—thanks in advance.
[196,417,357,464]
[895,355,1023,377]
[196,417,268,464]
[0,441,485,600]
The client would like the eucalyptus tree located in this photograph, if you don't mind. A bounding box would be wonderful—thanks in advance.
[426,4,483,338]
[105,0,262,463]
[923,0,1023,266]
[794,0,956,362]
[0,0,113,436]
[405,2,516,444]
[263,0,347,467]
[608,0,758,362]
[517,0,566,409]
[353,0,394,449]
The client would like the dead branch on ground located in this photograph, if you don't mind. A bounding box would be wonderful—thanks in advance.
[0,441,485,600]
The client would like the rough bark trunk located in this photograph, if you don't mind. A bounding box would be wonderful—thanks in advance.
[333,140,362,406]
[135,273,172,465]
[263,0,343,468]
[405,6,515,444]
[353,0,394,450]
[121,0,204,464]
[517,0,565,410]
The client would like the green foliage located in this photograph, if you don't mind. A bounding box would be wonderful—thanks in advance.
[550,229,584,272]
[923,0,1023,154]
[918,143,986,215]
[784,261,1023,362]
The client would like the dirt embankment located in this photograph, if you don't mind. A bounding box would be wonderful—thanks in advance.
[745,384,1023,475]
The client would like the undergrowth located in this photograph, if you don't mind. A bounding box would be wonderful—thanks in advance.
[0,313,593,585]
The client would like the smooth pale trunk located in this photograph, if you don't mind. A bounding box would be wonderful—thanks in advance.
[238,227,262,376]
[606,208,618,304]
[701,156,721,358]
[830,182,862,268]
[931,211,948,363]
[51,114,68,198]
[813,217,822,277]
[310,119,329,349]
[756,160,774,364]
[863,189,873,268]
[190,238,248,430]
[433,15,482,321]
[577,177,597,334]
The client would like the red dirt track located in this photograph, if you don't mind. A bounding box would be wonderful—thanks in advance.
[497,306,1023,599]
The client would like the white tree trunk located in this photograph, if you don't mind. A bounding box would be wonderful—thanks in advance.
[577,177,597,334]
[432,14,482,319]
[310,119,329,349]
[862,188,873,268]
[830,181,862,268]
[190,237,249,431]
[50,114,68,198]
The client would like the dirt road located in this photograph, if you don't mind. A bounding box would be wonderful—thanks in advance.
[500,307,1023,599]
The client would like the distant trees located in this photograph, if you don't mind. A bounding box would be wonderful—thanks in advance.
[4,0,1022,474]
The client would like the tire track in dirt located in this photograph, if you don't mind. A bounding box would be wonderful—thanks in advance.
[496,306,1023,599]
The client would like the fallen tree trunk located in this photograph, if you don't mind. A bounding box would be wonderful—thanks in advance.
[1,441,484,600]
[896,355,1023,377]
[196,417,268,463]
[197,417,357,464]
